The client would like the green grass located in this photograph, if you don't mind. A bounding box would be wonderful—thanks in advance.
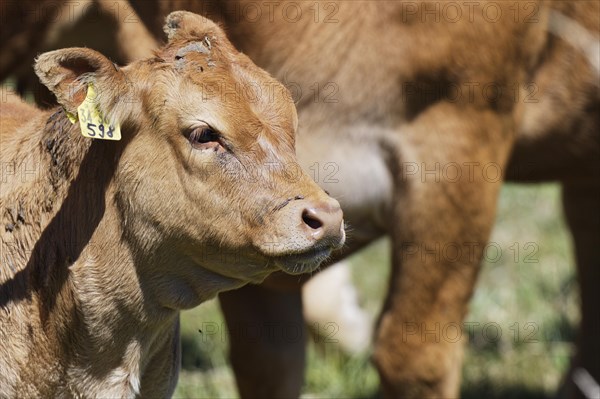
[174,183,577,398]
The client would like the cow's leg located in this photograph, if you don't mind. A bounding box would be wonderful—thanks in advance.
[561,181,600,399]
[373,103,513,397]
[219,246,376,398]
[218,282,306,398]
[303,261,372,353]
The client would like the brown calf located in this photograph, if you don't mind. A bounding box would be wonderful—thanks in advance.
[0,11,344,397]
[2,1,598,397]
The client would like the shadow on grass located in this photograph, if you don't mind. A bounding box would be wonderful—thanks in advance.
[462,381,549,399]
[348,382,549,399]
[181,334,213,371]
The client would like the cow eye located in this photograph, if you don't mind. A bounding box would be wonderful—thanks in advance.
[189,127,219,144]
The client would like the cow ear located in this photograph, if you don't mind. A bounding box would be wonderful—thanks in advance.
[163,11,224,43]
[34,47,123,115]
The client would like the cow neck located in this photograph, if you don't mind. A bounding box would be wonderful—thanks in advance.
[27,109,124,323]
[42,108,94,196]
[26,110,178,390]
[1,108,102,292]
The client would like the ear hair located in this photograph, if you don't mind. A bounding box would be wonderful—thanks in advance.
[34,47,128,121]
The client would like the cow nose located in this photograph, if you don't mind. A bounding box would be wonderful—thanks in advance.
[300,202,344,247]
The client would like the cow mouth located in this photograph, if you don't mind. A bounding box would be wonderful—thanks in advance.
[274,246,332,275]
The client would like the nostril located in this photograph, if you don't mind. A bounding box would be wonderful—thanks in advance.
[302,209,323,230]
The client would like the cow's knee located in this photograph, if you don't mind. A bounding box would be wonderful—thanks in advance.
[372,312,463,398]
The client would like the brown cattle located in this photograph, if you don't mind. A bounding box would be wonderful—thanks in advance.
[0,11,344,397]
[2,1,599,398]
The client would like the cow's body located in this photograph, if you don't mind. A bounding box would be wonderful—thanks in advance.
[0,12,345,396]
[2,1,598,397]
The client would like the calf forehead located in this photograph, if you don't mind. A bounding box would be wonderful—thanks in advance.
[155,39,297,148]
[229,59,298,137]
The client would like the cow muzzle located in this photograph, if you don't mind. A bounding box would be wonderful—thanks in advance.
[257,196,345,274]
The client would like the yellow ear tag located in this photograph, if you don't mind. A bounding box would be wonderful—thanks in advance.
[76,84,122,141]
[65,111,78,124]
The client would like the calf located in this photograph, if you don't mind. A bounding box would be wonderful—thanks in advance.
[0,11,344,397]
[3,1,598,397]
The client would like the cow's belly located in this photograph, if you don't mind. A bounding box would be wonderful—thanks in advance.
[296,127,393,250]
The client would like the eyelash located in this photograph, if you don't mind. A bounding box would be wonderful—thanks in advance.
[189,127,219,145]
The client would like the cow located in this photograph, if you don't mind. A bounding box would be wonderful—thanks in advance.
[2,1,599,398]
[0,11,345,397]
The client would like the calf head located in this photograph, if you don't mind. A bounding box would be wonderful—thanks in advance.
[34,11,344,305]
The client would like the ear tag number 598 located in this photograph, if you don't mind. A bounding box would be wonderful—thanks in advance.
[77,84,122,141]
